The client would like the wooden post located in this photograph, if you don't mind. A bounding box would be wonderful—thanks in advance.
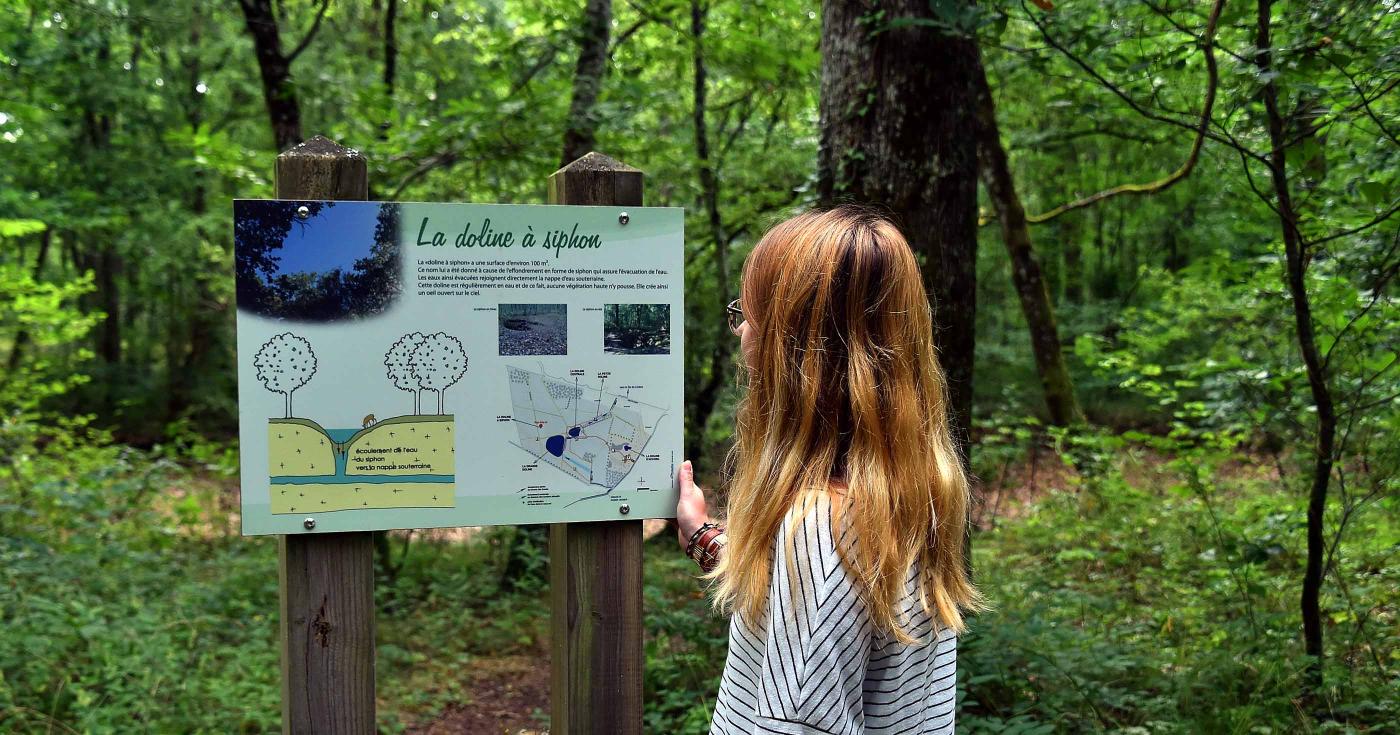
[275,136,376,735]
[548,152,645,735]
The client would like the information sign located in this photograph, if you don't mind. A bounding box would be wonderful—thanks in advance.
[234,200,683,535]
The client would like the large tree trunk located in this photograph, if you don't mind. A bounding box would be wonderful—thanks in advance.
[1255,0,1332,698]
[818,2,981,586]
[817,0,980,460]
[971,58,1082,426]
[237,0,306,152]
[560,0,611,166]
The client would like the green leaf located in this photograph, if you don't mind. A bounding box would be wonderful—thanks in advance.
[0,218,46,238]
[1358,181,1389,205]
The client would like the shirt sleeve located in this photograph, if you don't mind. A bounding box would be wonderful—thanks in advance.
[750,499,871,735]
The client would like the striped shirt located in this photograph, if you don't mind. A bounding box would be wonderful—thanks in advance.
[709,495,957,734]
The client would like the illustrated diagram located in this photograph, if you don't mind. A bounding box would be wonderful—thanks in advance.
[507,365,667,506]
[258,331,465,514]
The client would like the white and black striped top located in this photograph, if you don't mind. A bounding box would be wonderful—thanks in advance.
[709,495,958,734]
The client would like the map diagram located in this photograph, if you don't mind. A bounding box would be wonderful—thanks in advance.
[507,364,667,506]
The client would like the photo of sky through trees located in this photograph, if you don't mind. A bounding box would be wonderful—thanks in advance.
[234,201,402,322]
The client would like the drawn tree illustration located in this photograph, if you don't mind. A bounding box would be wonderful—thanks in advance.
[385,331,427,415]
[253,332,317,418]
[409,331,467,415]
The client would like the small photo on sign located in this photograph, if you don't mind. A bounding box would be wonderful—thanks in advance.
[499,304,568,355]
[234,200,402,322]
[604,304,670,355]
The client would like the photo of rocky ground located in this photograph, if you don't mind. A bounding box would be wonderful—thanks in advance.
[499,304,568,355]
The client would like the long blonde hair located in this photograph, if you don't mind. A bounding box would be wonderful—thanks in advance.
[708,205,991,643]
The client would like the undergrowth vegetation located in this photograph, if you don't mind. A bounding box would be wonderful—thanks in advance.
[4,427,1395,733]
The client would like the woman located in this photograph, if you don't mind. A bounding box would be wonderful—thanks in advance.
[677,205,991,734]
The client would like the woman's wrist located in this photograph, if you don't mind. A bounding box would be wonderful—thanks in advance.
[686,524,727,573]
[678,516,711,547]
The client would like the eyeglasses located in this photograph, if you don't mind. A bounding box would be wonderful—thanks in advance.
[725,298,744,334]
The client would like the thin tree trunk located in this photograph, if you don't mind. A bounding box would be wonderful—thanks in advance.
[1255,0,1332,697]
[383,0,398,97]
[686,0,733,462]
[170,7,217,422]
[560,0,611,166]
[96,238,122,368]
[4,228,52,374]
[972,58,1082,426]
[237,0,311,152]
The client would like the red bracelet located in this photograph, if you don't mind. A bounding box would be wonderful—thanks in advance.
[692,528,726,573]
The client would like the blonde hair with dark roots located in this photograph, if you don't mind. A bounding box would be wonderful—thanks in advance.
[706,205,991,644]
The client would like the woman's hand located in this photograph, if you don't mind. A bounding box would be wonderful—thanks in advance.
[676,460,711,549]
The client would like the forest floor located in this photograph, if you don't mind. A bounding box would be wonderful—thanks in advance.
[404,654,550,734]
[18,437,1391,734]
[385,453,1084,733]
[192,445,1291,732]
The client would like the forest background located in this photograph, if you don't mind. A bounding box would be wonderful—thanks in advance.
[1,0,1397,732]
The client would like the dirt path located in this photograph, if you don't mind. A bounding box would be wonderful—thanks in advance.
[406,655,551,735]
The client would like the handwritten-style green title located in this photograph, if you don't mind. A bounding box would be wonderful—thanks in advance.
[416,217,603,259]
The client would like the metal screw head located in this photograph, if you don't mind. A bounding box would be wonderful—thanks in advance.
[618,211,630,226]
[303,517,316,530]
[619,504,631,515]
[296,205,310,220]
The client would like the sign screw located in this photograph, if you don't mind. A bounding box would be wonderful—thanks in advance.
[619,504,631,515]
[303,517,316,530]
[296,205,310,220]
[618,211,630,226]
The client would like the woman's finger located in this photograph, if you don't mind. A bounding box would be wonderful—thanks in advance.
[679,460,701,497]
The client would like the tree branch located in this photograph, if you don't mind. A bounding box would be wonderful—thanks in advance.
[1305,200,1400,247]
[609,18,649,58]
[1024,0,1225,223]
[1023,0,1265,165]
[286,0,331,64]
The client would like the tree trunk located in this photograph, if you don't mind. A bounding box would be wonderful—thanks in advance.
[237,0,305,152]
[1255,0,1333,698]
[383,0,398,97]
[4,228,53,374]
[169,9,221,423]
[971,57,1083,426]
[96,240,122,367]
[686,0,733,462]
[817,0,980,461]
[560,0,611,166]
[818,1,981,586]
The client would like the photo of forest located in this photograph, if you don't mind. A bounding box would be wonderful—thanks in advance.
[499,303,567,355]
[604,304,670,355]
[235,201,401,321]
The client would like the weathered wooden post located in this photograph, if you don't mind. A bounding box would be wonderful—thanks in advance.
[548,152,645,735]
[275,136,376,735]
